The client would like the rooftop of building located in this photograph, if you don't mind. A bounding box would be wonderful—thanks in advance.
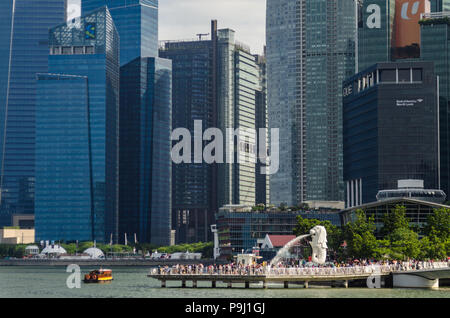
[266,235,297,248]
[340,197,450,214]
[420,11,450,25]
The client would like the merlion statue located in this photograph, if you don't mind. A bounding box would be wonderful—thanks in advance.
[309,225,328,264]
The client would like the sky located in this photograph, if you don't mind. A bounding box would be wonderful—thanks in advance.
[67,0,266,55]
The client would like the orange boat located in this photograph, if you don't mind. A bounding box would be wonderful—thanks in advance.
[84,269,113,283]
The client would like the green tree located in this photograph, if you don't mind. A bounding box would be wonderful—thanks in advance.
[420,235,447,260]
[423,208,450,240]
[388,228,421,260]
[342,209,378,259]
[381,205,410,237]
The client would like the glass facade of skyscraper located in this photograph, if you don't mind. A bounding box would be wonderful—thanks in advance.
[35,74,93,242]
[35,7,120,242]
[0,0,66,226]
[267,0,355,205]
[343,62,439,206]
[159,34,217,244]
[421,14,450,201]
[119,57,172,246]
[216,29,259,208]
[82,0,158,65]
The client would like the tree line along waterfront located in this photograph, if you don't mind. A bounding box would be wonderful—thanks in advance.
[0,241,213,260]
[294,205,450,262]
[1,205,448,262]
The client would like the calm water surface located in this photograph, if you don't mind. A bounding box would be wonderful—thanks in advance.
[0,266,449,298]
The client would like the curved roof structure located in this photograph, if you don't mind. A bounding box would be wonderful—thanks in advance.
[40,245,67,255]
[83,247,105,259]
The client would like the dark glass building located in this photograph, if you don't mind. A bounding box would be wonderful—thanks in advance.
[0,0,66,226]
[255,54,270,206]
[119,57,172,246]
[343,62,439,206]
[420,12,450,208]
[35,74,93,241]
[35,7,120,242]
[82,0,158,65]
[159,21,218,244]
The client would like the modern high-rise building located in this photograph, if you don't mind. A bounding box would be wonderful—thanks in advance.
[266,0,356,206]
[217,29,259,209]
[0,0,67,227]
[255,54,270,206]
[119,57,172,246]
[82,0,171,244]
[357,0,450,71]
[159,21,218,244]
[343,62,439,206]
[421,11,450,201]
[160,22,267,243]
[35,6,120,242]
[82,0,158,65]
[430,0,450,11]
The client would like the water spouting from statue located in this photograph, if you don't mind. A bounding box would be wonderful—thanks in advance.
[269,225,328,266]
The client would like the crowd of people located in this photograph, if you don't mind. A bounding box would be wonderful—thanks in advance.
[152,258,449,276]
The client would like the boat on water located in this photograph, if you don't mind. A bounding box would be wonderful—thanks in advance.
[84,269,113,283]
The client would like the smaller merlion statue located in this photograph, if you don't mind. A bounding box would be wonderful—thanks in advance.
[309,225,328,264]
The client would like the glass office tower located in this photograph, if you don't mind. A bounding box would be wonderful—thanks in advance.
[343,62,439,206]
[82,0,158,65]
[159,22,218,244]
[216,29,259,208]
[35,74,93,241]
[0,0,66,226]
[119,57,172,246]
[35,7,119,242]
[266,0,355,206]
[421,13,450,201]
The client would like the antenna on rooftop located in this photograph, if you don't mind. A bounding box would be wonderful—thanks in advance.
[196,33,209,40]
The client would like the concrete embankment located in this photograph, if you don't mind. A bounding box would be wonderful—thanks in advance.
[0,259,220,267]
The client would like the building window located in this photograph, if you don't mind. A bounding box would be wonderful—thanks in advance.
[398,69,410,83]
[412,68,422,82]
[85,46,94,54]
[74,46,84,54]
[62,46,72,55]
[379,69,396,82]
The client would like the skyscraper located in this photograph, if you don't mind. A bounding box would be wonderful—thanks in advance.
[119,57,172,246]
[421,11,450,200]
[266,0,356,206]
[357,0,450,71]
[160,22,267,243]
[343,62,439,205]
[255,53,270,206]
[217,29,259,209]
[82,0,158,65]
[0,0,67,226]
[159,21,218,244]
[35,6,120,242]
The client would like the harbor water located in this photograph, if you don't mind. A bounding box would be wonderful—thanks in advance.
[0,266,449,298]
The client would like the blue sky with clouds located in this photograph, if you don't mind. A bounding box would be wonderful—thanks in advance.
[67,0,266,55]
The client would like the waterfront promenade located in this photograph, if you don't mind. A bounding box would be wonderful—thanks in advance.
[148,261,450,289]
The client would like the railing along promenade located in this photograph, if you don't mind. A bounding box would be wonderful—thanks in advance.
[148,261,449,288]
